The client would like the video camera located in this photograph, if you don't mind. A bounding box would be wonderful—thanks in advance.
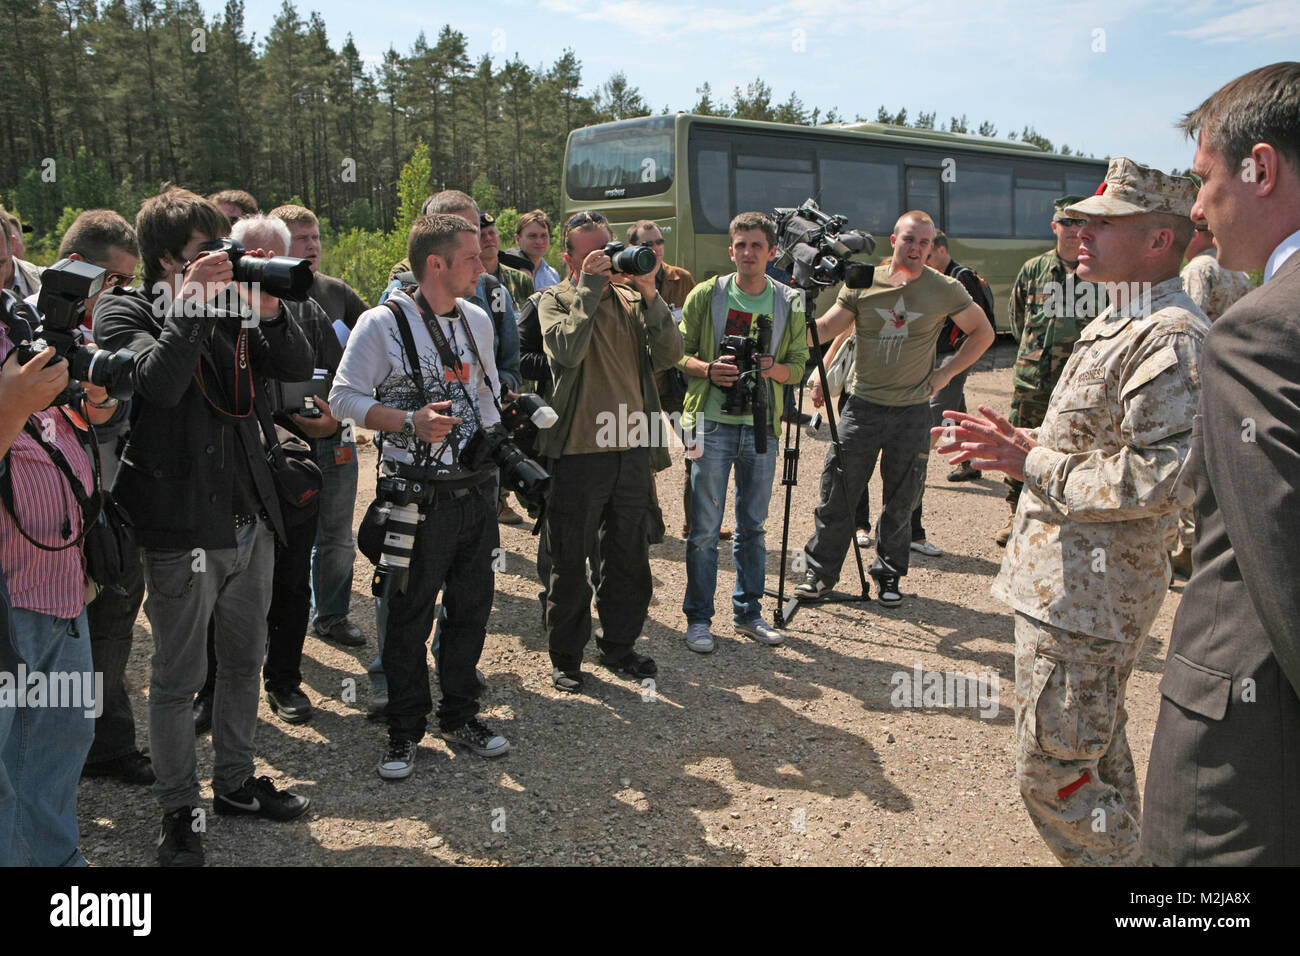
[4,259,136,408]
[772,199,876,294]
[198,238,314,302]
[462,392,556,509]
[716,315,774,453]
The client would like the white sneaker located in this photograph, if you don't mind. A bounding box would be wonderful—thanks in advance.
[910,539,942,556]
[734,618,784,646]
[855,530,873,548]
[684,621,716,654]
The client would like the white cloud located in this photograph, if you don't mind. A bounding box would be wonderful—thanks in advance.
[1173,0,1300,43]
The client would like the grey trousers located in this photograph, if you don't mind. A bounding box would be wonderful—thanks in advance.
[142,520,275,811]
[805,395,931,582]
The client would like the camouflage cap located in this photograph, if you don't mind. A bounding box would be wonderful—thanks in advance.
[1066,158,1198,218]
[1052,196,1086,221]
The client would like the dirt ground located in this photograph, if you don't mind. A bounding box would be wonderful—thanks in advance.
[78,339,1184,866]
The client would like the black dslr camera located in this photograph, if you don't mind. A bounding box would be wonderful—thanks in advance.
[462,393,556,509]
[198,238,315,302]
[716,315,774,453]
[602,242,657,276]
[773,199,876,294]
[7,259,136,408]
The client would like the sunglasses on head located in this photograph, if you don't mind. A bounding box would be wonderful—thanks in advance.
[566,211,608,229]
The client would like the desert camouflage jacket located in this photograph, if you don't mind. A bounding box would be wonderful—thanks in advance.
[1180,251,1255,323]
[992,276,1210,642]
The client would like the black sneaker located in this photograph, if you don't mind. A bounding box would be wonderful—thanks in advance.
[157,806,204,867]
[599,650,657,680]
[82,750,155,785]
[781,410,813,426]
[378,737,417,780]
[266,685,313,724]
[870,568,902,606]
[214,775,311,821]
[440,717,510,757]
[794,569,832,602]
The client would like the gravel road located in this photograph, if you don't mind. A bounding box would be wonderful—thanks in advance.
[78,339,1183,866]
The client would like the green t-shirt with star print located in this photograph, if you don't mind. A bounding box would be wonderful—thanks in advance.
[837,263,973,406]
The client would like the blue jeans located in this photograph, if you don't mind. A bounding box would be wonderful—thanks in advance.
[683,420,777,625]
[0,608,94,866]
[310,435,359,632]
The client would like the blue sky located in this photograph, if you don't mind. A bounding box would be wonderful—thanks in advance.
[203,0,1300,172]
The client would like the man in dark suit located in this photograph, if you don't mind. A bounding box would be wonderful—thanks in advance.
[1143,61,1300,866]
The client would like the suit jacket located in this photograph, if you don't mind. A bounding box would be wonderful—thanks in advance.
[1142,250,1300,866]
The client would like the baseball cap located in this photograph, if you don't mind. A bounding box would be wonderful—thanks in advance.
[1066,158,1198,218]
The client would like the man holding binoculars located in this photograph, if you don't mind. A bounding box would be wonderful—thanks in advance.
[677,212,808,653]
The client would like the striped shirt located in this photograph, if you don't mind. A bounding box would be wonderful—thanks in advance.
[0,328,92,619]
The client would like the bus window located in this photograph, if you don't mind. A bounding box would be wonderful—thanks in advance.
[1015,174,1063,237]
[819,155,900,235]
[906,167,944,226]
[735,150,815,215]
[947,162,1013,237]
[566,116,674,201]
[1068,172,1104,198]
[693,147,731,232]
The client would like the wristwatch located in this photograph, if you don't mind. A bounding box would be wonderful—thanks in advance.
[401,410,415,437]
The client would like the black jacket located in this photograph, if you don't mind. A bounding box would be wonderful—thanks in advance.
[94,283,314,551]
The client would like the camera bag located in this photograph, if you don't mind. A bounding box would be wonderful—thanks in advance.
[253,396,322,529]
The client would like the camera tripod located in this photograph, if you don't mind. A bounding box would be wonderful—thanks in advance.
[767,298,870,627]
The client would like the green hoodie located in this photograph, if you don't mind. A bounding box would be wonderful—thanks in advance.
[677,274,809,437]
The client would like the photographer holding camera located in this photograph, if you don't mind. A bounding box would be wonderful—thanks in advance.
[536,211,683,692]
[94,187,315,866]
[0,222,125,863]
[677,213,807,652]
[331,213,512,780]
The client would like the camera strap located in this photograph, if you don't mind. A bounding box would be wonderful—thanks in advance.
[0,411,103,553]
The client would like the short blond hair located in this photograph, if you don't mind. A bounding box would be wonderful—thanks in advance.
[268,204,318,230]
[894,210,935,234]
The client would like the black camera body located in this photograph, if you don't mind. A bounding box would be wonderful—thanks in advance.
[603,242,657,276]
[716,314,773,453]
[462,392,555,508]
[200,238,315,302]
[773,200,876,294]
[6,259,136,408]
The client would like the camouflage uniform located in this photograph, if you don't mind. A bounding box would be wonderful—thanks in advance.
[494,262,535,309]
[993,270,1209,865]
[1006,247,1101,507]
[1180,249,1254,323]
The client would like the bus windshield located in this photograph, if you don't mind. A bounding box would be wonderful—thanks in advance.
[566,116,674,201]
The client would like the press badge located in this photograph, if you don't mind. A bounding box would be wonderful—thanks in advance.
[334,444,354,465]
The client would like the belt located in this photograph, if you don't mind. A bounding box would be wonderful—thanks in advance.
[429,478,492,502]
[233,512,257,530]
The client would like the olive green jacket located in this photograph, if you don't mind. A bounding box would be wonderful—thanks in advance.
[537,273,684,470]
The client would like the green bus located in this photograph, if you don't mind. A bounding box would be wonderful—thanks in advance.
[561,113,1107,333]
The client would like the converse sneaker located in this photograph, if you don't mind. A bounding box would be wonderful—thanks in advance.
[684,621,716,654]
[378,738,417,780]
[734,617,784,646]
[441,717,510,758]
[214,775,311,820]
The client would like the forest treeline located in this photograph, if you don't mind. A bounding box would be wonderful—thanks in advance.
[2,0,1095,299]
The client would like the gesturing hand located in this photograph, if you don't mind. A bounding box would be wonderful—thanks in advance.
[931,404,1037,482]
